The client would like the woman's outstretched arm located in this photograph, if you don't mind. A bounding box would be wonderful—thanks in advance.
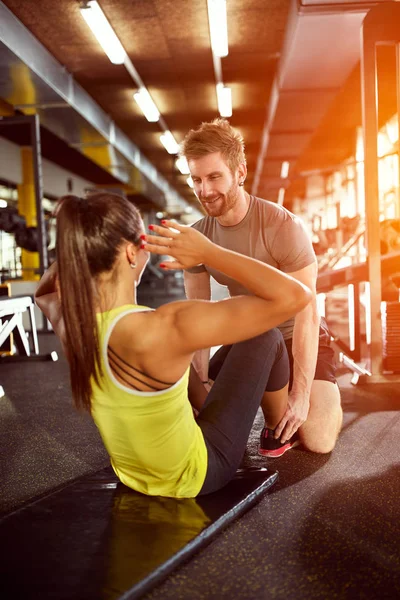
[143,221,312,354]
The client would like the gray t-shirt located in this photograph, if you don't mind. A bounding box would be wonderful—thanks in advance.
[186,195,316,339]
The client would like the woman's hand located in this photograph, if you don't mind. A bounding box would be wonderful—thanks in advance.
[142,220,214,270]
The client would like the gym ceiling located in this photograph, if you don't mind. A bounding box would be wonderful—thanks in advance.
[0,0,397,213]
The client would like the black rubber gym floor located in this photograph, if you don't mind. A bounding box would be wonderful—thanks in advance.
[1,291,400,599]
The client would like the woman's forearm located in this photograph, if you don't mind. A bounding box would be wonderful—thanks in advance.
[35,261,58,299]
[35,262,67,350]
[206,245,309,306]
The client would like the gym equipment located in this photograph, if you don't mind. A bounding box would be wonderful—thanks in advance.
[318,251,400,382]
[0,295,58,395]
[0,206,50,253]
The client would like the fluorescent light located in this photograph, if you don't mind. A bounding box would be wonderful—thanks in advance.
[277,187,285,205]
[160,131,180,154]
[80,1,126,65]
[207,0,228,57]
[133,88,160,122]
[0,199,7,208]
[187,176,194,189]
[216,83,232,118]
[175,156,190,174]
[280,161,290,179]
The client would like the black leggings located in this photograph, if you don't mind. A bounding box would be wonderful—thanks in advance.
[197,328,289,495]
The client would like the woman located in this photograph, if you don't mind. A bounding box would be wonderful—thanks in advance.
[35,193,311,498]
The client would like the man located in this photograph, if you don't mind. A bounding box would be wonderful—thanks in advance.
[182,118,342,456]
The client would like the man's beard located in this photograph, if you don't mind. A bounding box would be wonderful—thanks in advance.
[199,181,240,217]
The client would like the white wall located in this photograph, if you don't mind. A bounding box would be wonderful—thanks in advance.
[41,159,93,198]
[0,138,22,184]
[0,137,93,197]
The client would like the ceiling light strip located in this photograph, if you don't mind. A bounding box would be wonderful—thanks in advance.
[207,2,232,119]
[80,1,126,64]
[160,131,180,154]
[216,83,232,118]
[176,156,190,175]
[133,88,160,123]
[207,0,229,58]
[280,161,290,179]
[80,1,179,158]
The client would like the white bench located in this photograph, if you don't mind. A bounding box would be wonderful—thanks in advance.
[0,295,39,356]
[0,296,57,397]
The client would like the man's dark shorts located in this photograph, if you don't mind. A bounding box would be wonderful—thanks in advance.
[284,316,337,391]
[208,317,337,392]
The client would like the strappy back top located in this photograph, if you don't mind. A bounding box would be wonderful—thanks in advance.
[91,304,208,498]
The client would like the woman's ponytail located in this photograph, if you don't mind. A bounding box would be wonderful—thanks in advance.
[56,196,100,412]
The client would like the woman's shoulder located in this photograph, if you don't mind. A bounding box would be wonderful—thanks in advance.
[110,299,207,350]
[110,302,186,351]
[107,301,194,384]
[110,307,156,347]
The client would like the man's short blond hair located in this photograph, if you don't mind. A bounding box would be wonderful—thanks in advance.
[181,118,246,173]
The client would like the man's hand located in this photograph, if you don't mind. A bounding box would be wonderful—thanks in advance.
[143,220,215,270]
[274,391,310,443]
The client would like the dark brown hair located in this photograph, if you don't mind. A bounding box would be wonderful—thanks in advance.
[181,118,246,173]
[56,192,142,412]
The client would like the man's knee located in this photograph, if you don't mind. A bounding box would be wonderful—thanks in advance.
[299,427,340,454]
[299,381,342,454]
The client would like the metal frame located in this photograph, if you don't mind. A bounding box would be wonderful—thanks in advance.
[0,114,47,277]
[317,250,400,381]
[298,0,385,16]
[360,1,400,383]
[0,296,38,355]
[0,1,191,214]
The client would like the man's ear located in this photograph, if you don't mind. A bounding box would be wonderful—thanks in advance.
[238,162,247,182]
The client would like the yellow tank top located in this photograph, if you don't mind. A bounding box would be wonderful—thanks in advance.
[91,304,208,498]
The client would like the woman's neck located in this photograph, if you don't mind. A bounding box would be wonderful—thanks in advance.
[96,277,137,313]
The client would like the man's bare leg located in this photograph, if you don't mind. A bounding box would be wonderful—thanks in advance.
[298,380,342,453]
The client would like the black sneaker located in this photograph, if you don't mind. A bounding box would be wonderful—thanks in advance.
[258,426,300,458]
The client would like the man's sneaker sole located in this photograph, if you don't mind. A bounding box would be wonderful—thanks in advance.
[258,439,300,458]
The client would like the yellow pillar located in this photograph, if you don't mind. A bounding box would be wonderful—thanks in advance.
[17,147,40,281]
[79,127,144,194]
[0,98,14,116]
